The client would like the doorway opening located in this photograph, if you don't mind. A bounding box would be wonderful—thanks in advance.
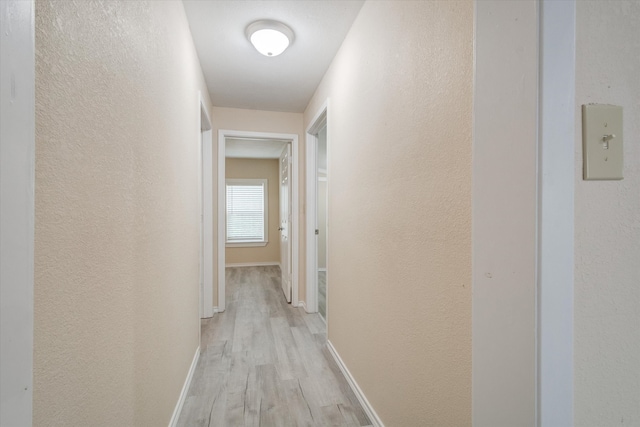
[305,101,328,323]
[217,130,299,312]
[316,129,327,320]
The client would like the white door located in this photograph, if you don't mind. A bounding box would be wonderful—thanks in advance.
[279,143,292,302]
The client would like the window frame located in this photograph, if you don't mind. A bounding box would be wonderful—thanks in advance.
[225,178,269,247]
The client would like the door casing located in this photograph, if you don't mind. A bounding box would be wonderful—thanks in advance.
[0,1,35,424]
[199,92,213,319]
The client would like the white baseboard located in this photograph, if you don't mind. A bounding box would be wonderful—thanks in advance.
[202,306,215,319]
[298,300,307,311]
[168,346,200,427]
[318,267,327,272]
[326,341,384,427]
[213,306,219,314]
[225,262,280,268]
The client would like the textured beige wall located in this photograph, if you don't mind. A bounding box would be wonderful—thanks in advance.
[225,158,280,265]
[34,1,211,425]
[472,2,539,425]
[575,2,640,425]
[304,1,473,425]
[211,107,305,305]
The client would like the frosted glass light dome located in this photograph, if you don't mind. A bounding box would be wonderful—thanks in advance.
[246,20,294,57]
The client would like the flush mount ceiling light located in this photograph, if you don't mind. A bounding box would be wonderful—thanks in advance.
[246,20,294,57]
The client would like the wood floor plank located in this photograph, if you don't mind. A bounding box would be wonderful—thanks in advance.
[318,271,327,320]
[338,402,370,427]
[176,266,371,427]
[281,378,317,427]
[177,396,211,427]
[303,313,326,335]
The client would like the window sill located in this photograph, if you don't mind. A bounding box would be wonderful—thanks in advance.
[226,241,268,248]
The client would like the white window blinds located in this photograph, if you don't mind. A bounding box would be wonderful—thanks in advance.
[226,179,268,243]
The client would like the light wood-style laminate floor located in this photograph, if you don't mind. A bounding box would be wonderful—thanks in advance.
[318,270,326,321]
[176,266,371,427]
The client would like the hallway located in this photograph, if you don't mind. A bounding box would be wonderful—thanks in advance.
[4,1,638,425]
[177,266,371,427]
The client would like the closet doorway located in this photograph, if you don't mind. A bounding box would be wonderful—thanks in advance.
[305,103,328,323]
[316,128,328,320]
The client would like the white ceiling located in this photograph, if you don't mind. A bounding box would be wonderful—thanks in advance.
[182,0,364,113]
[226,138,288,159]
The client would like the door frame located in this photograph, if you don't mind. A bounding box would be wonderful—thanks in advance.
[199,93,214,319]
[536,1,575,424]
[0,1,35,424]
[217,129,299,312]
[305,100,329,315]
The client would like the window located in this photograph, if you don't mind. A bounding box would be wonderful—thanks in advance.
[226,179,268,246]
